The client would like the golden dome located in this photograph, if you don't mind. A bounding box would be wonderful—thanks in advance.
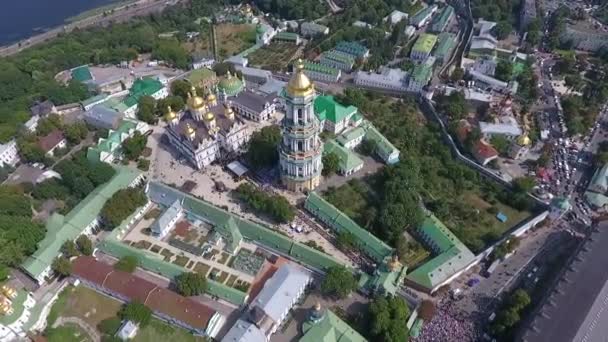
[165,105,177,121]
[287,59,314,97]
[517,134,531,146]
[204,111,215,121]
[188,86,205,109]
[207,92,217,102]
[224,105,234,115]
[185,123,196,136]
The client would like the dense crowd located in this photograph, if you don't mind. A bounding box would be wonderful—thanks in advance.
[414,300,479,342]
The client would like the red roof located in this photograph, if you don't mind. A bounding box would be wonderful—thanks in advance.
[38,129,65,152]
[474,140,498,160]
[71,257,217,331]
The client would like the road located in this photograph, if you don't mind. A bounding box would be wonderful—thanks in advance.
[0,0,184,57]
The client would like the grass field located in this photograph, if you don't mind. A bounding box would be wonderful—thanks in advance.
[247,42,300,72]
[216,24,256,59]
[46,323,91,342]
[134,319,207,342]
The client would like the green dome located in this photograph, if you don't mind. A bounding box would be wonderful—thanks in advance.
[218,72,244,96]
[256,23,265,34]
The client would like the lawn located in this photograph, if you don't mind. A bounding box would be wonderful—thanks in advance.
[161,248,174,261]
[46,323,91,342]
[173,255,190,267]
[216,24,257,59]
[194,262,211,276]
[218,252,230,265]
[226,274,239,287]
[48,285,122,328]
[134,318,207,342]
[247,42,300,72]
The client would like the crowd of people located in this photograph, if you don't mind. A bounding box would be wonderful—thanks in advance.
[414,300,479,342]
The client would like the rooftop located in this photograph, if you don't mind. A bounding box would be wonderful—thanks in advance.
[412,34,438,54]
[324,140,364,173]
[71,65,93,82]
[434,32,457,58]
[300,309,368,342]
[302,61,340,76]
[314,95,357,124]
[37,129,65,152]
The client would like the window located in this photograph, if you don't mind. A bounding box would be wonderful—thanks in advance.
[298,141,303,151]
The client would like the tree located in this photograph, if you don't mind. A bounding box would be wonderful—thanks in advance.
[0,265,9,282]
[114,255,139,273]
[61,240,80,258]
[513,176,536,193]
[234,183,295,223]
[564,73,584,92]
[494,60,513,82]
[52,256,72,277]
[171,79,193,101]
[321,266,357,299]
[175,272,207,296]
[137,158,150,171]
[119,301,152,327]
[212,62,237,76]
[336,231,357,250]
[76,235,93,256]
[451,67,465,82]
[98,317,122,335]
[358,139,377,156]
[101,188,147,228]
[136,96,157,124]
[490,135,510,155]
[437,91,469,119]
[157,96,185,113]
[304,240,325,252]
[64,121,88,144]
[493,21,512,40]
[368,295,410,342]
[245,125,281,170]
[152,39,189,69]
[122,131,148,160]
[322,153,340,176]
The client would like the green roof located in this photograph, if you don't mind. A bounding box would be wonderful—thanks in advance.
[122,78,164,108]
[361,121,399,161]
[22,167,142,279]
[0,289,27,325]
[411,63,433,83]
[434,32,456,59]
[301,310,368,342]
[314,95,357,124]
[361,262,408,296]
[334,41,368,58]
[585,191,608,208]
[324,140,364,173]
[430,5,454,32]
[405,215,475,290]
[589,163,608,193]
[218,73,244,96]
[88,119,138,162]
[71,65,93,82]
[412,34,438,54]
[81,94,108,107]
[410,318,424,338]
[336,127,365,146]
[302,61,340,76]
[275,31,300,41]
[321,50,355,65]
[304,192,393,262]
[410,6,437,25]
[187,68,217,86]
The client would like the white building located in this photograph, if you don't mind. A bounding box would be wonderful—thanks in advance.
[256,23,277,45]
[222,320,267,342]
[192,57,215,70]
[249,264,312,337]
[354,68,408,92]
[117,320,139,340]
[234,65,272,84]
[479,122,523,140]
[231,91,277,122]
[151,199,183,238]
[405,25,417,38]
[0,139,20,167]
[300,22,329,37]
[384,10,409,26]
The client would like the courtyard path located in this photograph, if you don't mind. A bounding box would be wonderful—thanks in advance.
[53,316,101,342]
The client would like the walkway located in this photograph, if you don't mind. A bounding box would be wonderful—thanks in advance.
[53,316,100,342]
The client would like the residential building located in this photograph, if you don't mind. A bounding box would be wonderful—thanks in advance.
[384,10,409,26]
[30,100,56,117]
[314,95,358,134]
[430,5,454,33]
[71,256,225,338]
[560,21,608,52]
[301,61,341,83]
[354,67,408,92]
[187,68,218,89]
[334,41,370,59]
[411,34,438,61]
[323,140,364,176]
[84,104,123,130]
[38,130,66,157]
[226,55,249,67]
[362,121,400,164]
[519,0,537,31]
[469,19,498,57]
[434,32,457,64]
[336,126,366,149]
[519,223,608,342]
[0,286,36,340]
[121,78,168,118]
[300,304,367,342]
[470,56,498,76]
[320,50,355,71]
[222,320,266,342]
[305,192,394,262]
[249,264,312,337]
[274,31,302,45]
[81,94,109,111]
[165,87,251,170]
[407,63,433,92]
[472,139,499,165]
[479,121,522,140]
[279,60,324,192]
[117,321,139,340]
[468,70,515,92]
[258,79,287,96]
[231,90,277,122]
[0,139,20,167]
[21,167,144,283]
[87,119,149,164]
[405,214,476,293]
[409,5,438,28]
[151,199,183,238]
[234,65,272,84]
[24,115,39,133]
[405,25,417,38]
[300,22,329,37]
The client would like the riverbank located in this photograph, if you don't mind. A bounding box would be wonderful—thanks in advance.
[65,0,140,23]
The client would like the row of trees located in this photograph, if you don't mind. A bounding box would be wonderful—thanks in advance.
[100,188,148,228]
[490,289,532,337]
[234,183,295,223]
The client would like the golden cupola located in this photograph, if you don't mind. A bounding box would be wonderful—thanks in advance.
[517,134,531,146]
[224,103,235,120]
[287,59,314,97]
[206,88,217,106]
[1,286,16,299]
[185,123,196,141]
[188,86,205,110]
[165,105,177,122]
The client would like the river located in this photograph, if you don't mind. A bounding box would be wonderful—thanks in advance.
[0,0,119,45]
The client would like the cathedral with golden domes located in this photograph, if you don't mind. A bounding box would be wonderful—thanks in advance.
[279,59,323,192]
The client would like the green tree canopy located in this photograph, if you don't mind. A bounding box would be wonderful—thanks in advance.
[122,131,148,161]
[321,266,358,299]
[101,188,147,228]
[175,272,208,296]
[245,125,281,170]
[368,295,410,342]
[495,60,513,82]
[119,301,152,327]
[76,235,94,256]
[322,152,340,176]
[114,255,139,273]
[52,256,72,277]
[136,96,157,124]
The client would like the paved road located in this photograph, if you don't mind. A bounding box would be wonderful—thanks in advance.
[53,316,101,342]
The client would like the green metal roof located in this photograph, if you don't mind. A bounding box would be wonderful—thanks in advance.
[361,122,399,159]
[434,32,456,59]
[0,290,27,325]
[405,215,475,290]
[187,68,217,86]
[589,163,608,192]
[321,50,355,65]
[81,94,108,107]
[304,192,393,262]
[336,127,365,146]
[275,31,300,40]
[300,310,368,342]
[21,167,142,279]
[430,5,454,32]
[122,78,164,108]
[314,95,357,124]
[71,65,93,82]
[334,41,368,58]
[410,6,437,25]
[412,34,438,54]
[585,191,608,208]
[324,140,364,173]
[302,61,340,76]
